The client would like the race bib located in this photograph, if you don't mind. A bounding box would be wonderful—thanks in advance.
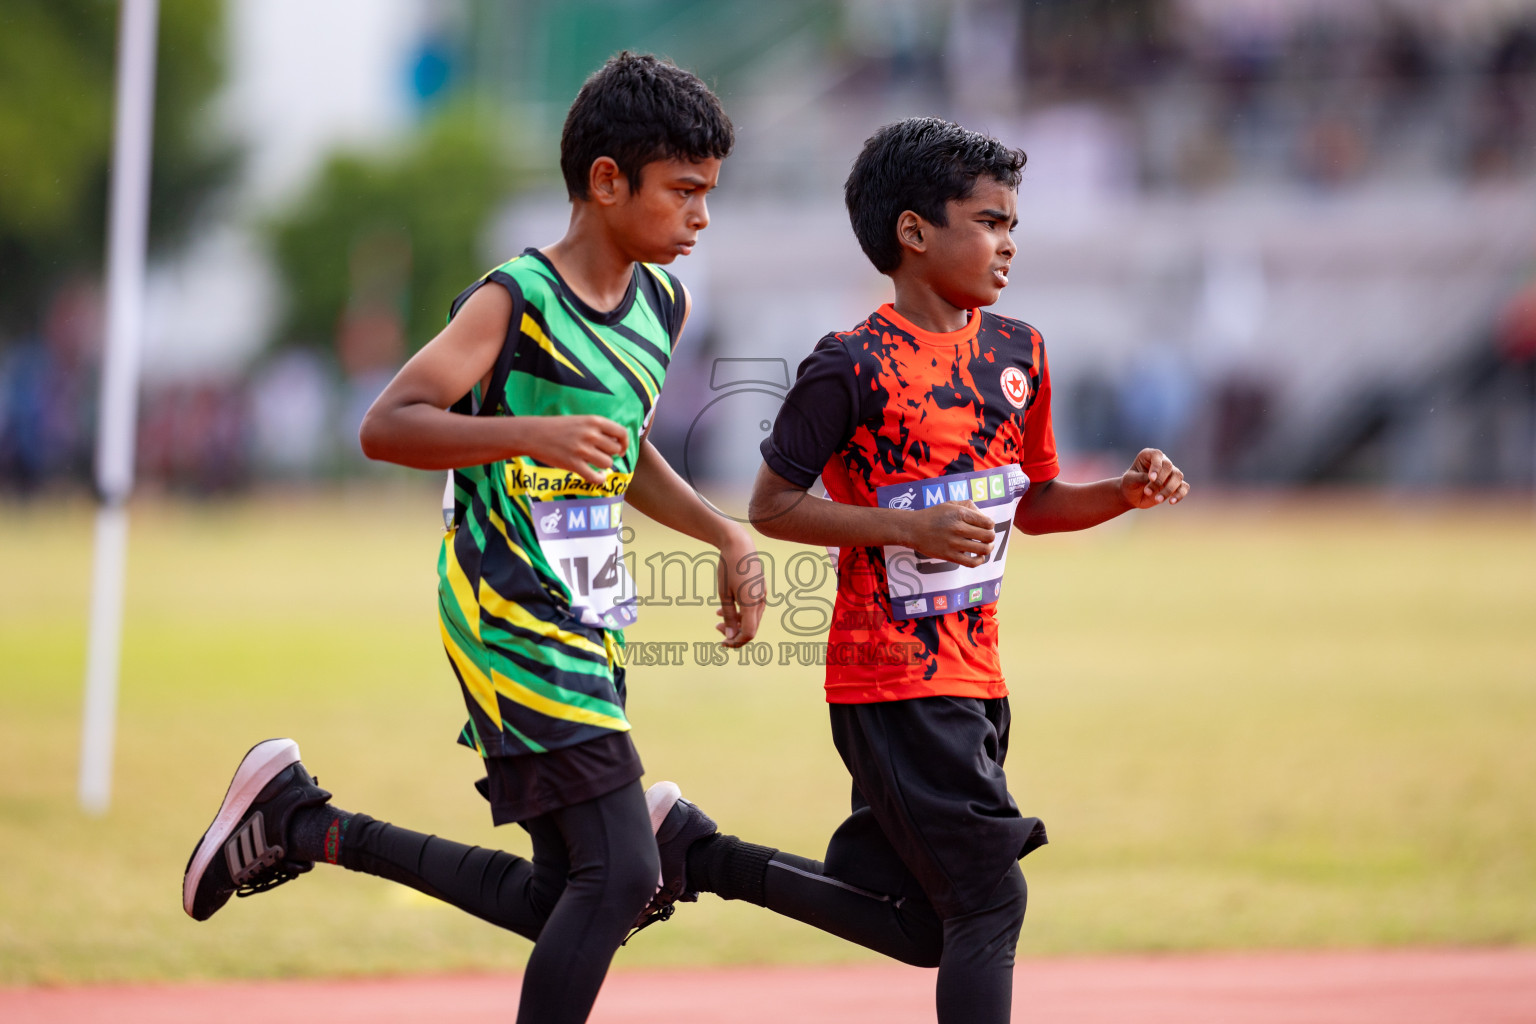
[530,496,638,630]
[878,466,1029,620]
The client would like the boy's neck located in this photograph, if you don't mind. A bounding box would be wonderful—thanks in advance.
[540,205,636,313]
[889,273,972,334]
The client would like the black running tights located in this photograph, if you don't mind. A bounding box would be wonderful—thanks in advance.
[338,779,657,1024]
[760,849,1027,1024]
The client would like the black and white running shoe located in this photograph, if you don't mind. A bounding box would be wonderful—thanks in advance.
[182,738,331,922]
[628,781,718,938]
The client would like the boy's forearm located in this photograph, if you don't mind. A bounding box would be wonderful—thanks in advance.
[748,465,911,549]
[1013,478,1132,535]
[625,439,735,548]
[763,498,912,548]
[360,402,536,470]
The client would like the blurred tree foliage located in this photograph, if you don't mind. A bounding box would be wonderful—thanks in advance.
[0,0,235,334]
[267,111,514,354]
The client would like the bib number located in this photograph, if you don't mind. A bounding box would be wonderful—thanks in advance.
[531,496,638,630]
[878,466,1029,620]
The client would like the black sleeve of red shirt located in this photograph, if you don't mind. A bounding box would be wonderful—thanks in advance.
[760,335,863,489]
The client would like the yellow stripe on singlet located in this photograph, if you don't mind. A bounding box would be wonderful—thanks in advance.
[485,506,533,566]
[476,579,609,661]
[521,312,585,377]
[642,263,675,301]
[442,533,481,641]
[488,668,631,732]
[440,618,501,724]
[439,535,500,722]
[594,332,658,404]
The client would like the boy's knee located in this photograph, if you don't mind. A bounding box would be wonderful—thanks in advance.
[939,867,1028,970]
[607,843,661,914]
[889,892,945,967]
[990,864,1027,924]
[947,864,1027,937]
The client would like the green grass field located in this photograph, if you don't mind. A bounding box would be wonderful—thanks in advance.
[2,488,1533,985]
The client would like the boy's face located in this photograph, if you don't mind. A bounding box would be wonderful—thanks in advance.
[610,156,722,264]
[912,177,1018,310]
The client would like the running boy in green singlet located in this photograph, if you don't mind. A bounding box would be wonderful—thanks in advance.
[182,54,759,1024]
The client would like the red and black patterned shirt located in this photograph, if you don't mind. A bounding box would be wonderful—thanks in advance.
[761,303,1058,703]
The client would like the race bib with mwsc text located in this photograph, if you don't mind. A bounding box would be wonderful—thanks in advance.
[877,466,1029,620]
[530,496,638,630]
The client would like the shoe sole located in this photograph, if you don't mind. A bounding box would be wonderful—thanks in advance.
[182,738,301,919]
[643,781,682,891]
[645,781,682,833]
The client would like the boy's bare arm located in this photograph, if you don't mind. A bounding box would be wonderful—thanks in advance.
[623,287,761,644]
[1014,447,1188,535]
[748,464,996,567]
[358,285,627,483]
[626,439,763,646]
[625,439,736,548]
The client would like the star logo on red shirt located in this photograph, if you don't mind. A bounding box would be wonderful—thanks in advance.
[1000,366,1030,408]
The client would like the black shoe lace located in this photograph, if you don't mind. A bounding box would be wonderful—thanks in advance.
[235,860,311,899]
[621,902,674,946]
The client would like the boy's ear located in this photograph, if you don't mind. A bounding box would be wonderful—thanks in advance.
[587,156,629,206]
[896,210,928,256]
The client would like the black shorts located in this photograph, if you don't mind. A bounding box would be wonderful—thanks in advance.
[828,695,1047,918]
[480,730,644,825]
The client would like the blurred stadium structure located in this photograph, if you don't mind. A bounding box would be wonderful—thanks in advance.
[2,0,1535,493]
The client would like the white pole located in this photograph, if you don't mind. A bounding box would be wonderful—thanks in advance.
[80,0,160,815]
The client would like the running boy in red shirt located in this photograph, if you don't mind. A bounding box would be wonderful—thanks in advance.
[642,117,1189,1023]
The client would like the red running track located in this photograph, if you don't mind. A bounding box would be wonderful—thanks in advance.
[4,950,1534,1023]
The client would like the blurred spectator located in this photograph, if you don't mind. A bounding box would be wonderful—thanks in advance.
[137,380,250,495]
[0,280,100,493]
[1067,371,1128,456]
[1467,21,1536,181]
[1494,274,1536,487]
[838,0,946,97]
[1499,273,1536,364]
[1016,104,1138,201]
[1120,344,1201,456]
[250,349,335,477]
[336,229,410,465]
[1297,112,1370,187]
[943,0,1022,117]
[1210,375,1272,479]
[1370,11,1437,118]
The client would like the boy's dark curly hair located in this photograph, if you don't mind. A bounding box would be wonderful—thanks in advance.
[845,117,1027,273]
[560,52,734,200]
